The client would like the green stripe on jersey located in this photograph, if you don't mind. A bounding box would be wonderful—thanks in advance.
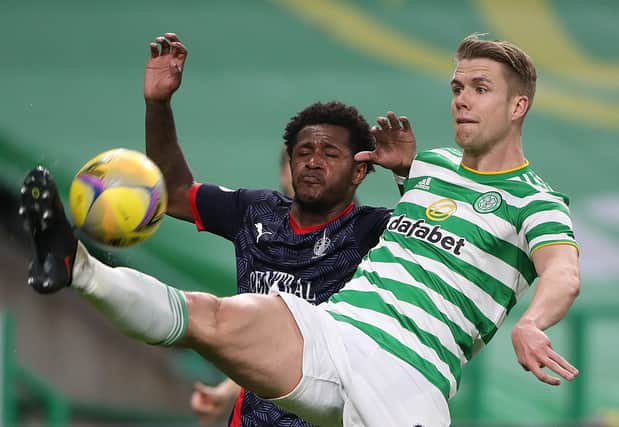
[326,310,453,399]
[401,172,569,237]
[326,148,577,399]
[415,149,570,204]
[418,149,528,184]
[525,222,575,243]
[520,200,571,222]
[381,233,517,313]
[330,289,463,381]
[406,175,512,216]
[415,150,459,172]
[351,268,475,359]
[398,200,537,284]
[364,247,498,343]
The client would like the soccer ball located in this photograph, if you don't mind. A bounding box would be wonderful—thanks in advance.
[68,148,167,247]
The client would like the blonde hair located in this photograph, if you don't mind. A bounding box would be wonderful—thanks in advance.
[456,33,537,112]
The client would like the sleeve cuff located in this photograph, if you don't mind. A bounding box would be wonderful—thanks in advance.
[189,183,206,231]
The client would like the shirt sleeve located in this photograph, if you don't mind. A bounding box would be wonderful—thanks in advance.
[519,195,579,256]
[189,183,267,240]
[354,207,392,256]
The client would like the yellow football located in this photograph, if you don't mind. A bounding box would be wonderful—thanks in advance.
[69,148,167,247]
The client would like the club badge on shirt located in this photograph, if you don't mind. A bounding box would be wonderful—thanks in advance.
[313,229,331,258]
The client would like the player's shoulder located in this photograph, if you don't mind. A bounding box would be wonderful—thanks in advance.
[352,204,391,217]
[238,188,292,207]
[506,168,570,206]
[316,204,390,233]
[415,147,463,170]
[350,204,392,229]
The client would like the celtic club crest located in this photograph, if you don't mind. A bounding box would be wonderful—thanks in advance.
[474,191,502,214]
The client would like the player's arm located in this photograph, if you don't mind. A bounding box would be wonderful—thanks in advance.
[354,111,416,195]
[144,32,194,221]
[511,244,580,385]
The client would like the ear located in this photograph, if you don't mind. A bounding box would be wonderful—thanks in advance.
[511,95,529,121]
[352,162,368,185]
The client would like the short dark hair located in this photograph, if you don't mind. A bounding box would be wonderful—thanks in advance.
[456,33,537,113]
[283,101,375,173]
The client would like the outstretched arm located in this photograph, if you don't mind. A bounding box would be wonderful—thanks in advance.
[511,244,580,385]
[145,32,194,221]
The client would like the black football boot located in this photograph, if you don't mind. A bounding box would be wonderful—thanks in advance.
[19,166,77,294]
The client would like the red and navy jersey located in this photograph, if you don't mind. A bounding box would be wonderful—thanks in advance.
[190,183,390,427]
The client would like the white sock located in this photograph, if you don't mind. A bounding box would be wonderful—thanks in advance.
[71,242,188,346]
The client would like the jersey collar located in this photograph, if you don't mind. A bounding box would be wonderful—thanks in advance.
[289,203,354,234]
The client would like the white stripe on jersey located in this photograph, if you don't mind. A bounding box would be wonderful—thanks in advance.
[389,198,529,294]
[521,209,573,235]
[357,259,480,341]
[428,148,462,166]
[328,294,458,398]
[412,160,566,208]
[343,269,465,362]
[528,233,576,251]
[378,240,507,326]
[401,190,525,250]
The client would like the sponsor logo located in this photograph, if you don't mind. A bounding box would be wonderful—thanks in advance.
[425,198,457,221]
[254,222,273,243]
[387,215,466,255]
[313,229,331,258]
[415,177,432,191]
[474,191,502,214]
[249,270,316,303]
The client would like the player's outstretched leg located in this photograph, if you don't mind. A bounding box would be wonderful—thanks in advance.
[19,166,77,294]
[16,167,304,412]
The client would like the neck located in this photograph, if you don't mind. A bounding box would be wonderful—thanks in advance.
[461,132,525,172]
[290,199,353,230]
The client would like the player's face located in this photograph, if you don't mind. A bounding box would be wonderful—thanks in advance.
[290,124,361,209]
[450,58,517,153]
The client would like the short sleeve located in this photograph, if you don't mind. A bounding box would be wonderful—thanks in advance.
[190,183,270,240]
[519,194,578,256]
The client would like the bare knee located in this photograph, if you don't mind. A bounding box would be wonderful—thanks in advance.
[182,292,276,352]
[182,291,224,349]
[182,292,303,397]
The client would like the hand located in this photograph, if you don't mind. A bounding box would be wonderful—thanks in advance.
[511,319,579,386]
[144,33,188,103]
[354,111,416,177]
[190,381,236,425]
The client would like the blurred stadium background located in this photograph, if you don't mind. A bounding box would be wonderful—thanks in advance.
[1,0,618,425]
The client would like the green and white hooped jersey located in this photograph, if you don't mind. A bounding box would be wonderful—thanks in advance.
[324,148,578,401]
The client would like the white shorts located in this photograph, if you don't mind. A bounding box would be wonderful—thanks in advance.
[269,290,451,427]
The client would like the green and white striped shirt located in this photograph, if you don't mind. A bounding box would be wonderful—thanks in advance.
[324,148,578,400]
